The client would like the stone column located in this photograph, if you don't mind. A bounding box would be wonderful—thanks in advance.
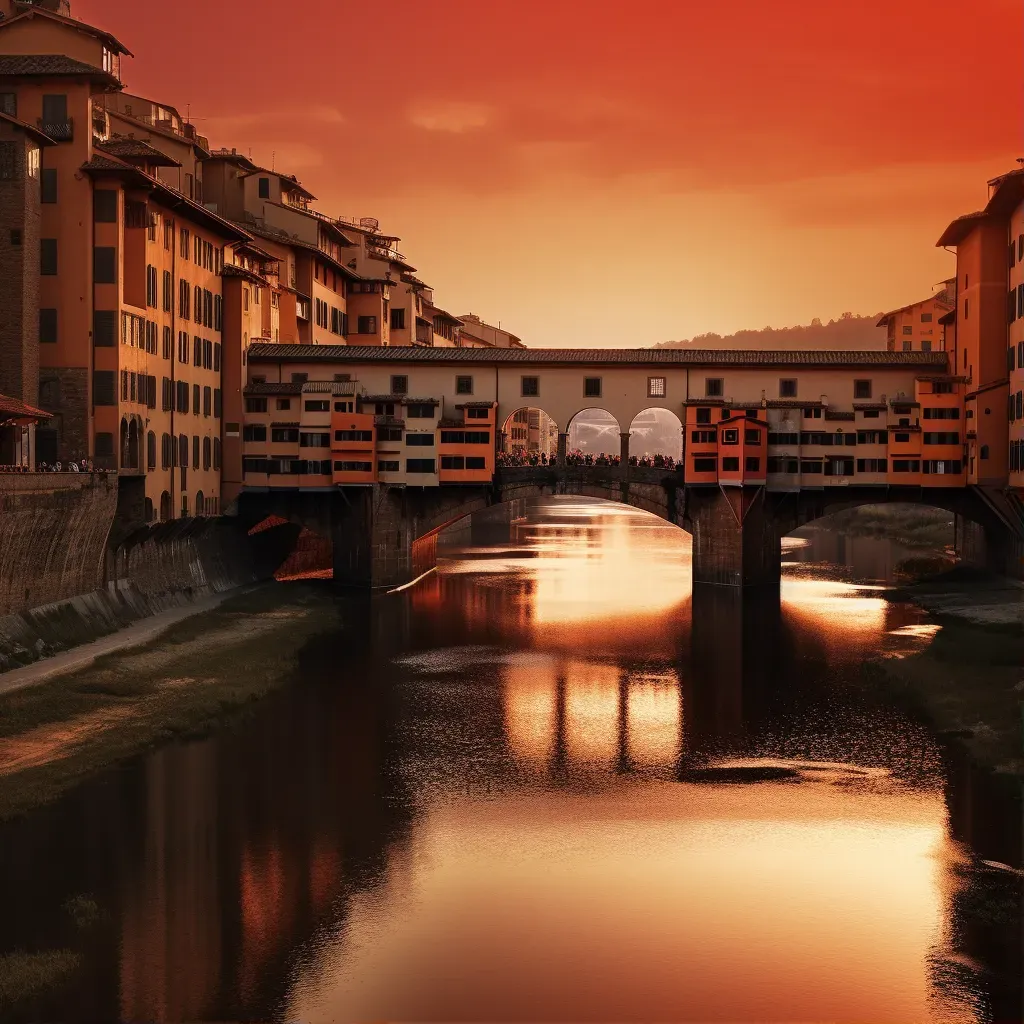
[556,432,568,468]
[686,486,781,587]
[619,431,630,477]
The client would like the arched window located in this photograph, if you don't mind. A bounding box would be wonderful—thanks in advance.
[159,490,171,521]
[144,496,154,522]
[181,492,189,517]
[161,432,172,469]
[213,437,221,470]
[203,436,212,470]
[195,490,205,516]
[179,433,189,467]
[980,445,990,460]
[147,430,157,470]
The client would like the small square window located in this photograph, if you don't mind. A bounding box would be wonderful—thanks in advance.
[648,377,666,398]
[853,380,872,400]
[695,407,711,425]
[779,378,797,398]
[705,377,723,398]
[521,376,539,398]
[276,398,291,410]
[391,375,409,395]
[455,375,473,395]
[583,377,602,398]
[902,326,913,335]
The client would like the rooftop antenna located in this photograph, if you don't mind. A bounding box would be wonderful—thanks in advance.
[272,151,275,171]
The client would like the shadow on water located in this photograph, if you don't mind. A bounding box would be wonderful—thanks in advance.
[0,496,1018,1022]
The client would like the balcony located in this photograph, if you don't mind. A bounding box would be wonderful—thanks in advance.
[38,117,73,142]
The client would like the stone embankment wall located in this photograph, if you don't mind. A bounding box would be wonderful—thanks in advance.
[0,473,117,617]
[0,475,287,672]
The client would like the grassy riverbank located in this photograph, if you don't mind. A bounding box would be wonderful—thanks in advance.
[863,567,1024,777]
[0,582,339,820]
[803,503,955,550]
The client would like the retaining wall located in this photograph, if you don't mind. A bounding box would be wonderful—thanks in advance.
[0,479,283,672]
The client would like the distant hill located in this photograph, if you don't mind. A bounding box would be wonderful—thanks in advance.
[654,313,887,351]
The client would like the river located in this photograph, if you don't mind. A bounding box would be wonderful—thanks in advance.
[0,496,1019,1022]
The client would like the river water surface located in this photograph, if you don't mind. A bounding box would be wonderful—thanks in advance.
[0,497,1020,1022]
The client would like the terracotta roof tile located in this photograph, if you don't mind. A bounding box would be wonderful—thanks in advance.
[248,344,950,370]
[0,393,50,420]
[0,54,119,86]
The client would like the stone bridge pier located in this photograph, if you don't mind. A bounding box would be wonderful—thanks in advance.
[239,473,1024,591]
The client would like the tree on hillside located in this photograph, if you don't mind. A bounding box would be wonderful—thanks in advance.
[653,314,887,351]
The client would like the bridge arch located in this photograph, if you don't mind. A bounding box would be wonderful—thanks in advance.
[500,406,559,461]
[628,407,683,463]
[567,407,621,459]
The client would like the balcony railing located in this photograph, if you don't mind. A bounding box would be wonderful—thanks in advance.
[38,117,73,142]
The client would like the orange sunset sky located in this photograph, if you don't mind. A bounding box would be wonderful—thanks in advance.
[80,0,1022,347]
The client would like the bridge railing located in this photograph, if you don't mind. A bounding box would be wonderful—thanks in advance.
[495,465,682,487]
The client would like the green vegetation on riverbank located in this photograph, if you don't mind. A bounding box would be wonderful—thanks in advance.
[803,503,955,550]
[0,583,339,820]
[863,568,1023,777]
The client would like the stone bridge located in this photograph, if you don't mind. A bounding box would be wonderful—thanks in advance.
[238,467,1024,589]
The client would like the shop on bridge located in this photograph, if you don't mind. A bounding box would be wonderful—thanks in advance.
[0,394,51,472]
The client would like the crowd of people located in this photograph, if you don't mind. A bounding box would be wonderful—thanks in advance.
[495,449,679,470]
[0,459,96,474]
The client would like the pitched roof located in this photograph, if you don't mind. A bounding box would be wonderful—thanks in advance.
[0,393,50,421]
[0,53,120,86]
[0,110,55,146]
[240,167,316,201]
[81,154,252,242]
[98,137,181,166]
[0,6,132,55]
[246,344,951,370]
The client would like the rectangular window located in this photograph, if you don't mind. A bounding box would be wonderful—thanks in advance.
[768,432,799,445]
[745,456,760,472]
[334,429,374,442]
[778,378,797,398]
[466,456,486,470]
[721,428,739,445]
[892,460,920,472]
[245,396,268,413]
[721,457,740,472]
[92,370,116,406]
[0,141,15,180]
[406,459,436,473]
[377,460,400,473]
[377,426,403,442]
[922,407,960,420]
[923,432,961,445]
[407,403,434,418]
[39,308,57,344]
[467,408,489,419]
[271,427,299,443]
[584,377,602,398]
[93,246,116,283]
[767,457,799,474]
[300,432,331,447]
[258,176,270,198]
[853,380,872,400]
[800,460,823,474]
[357,315,378,334]
[304,400,330,412]
[857,459,888,473]
[41,167,57,203]
[441,455,465,470]
[390,307,406,330]
[521,376,540,398]
[93,190,117,222]
[455,375,473,395]
[744,429,761,445]
[695,408,711,425]
[406,433,435,446]
[390,375,409,395]
[920,313,932,323]
[243,424,267,442]
[648,377,666,398]
[705,377,724,398]
[276,398,292,411]
[0,93,15,117]
[40,238,57,275]
[693,457,717,473]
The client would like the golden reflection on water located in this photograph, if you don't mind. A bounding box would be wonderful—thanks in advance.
[284,498,978,1023]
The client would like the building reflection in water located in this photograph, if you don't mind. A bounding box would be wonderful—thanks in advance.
[0,497,1017,1022]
